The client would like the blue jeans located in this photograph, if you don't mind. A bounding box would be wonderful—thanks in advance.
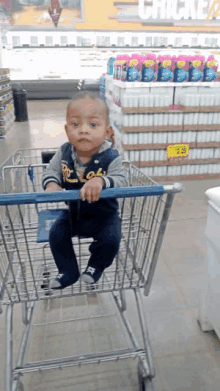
[49,209,121,275]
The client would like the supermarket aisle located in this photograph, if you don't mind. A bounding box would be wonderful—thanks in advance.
[0,100,68,166]
[0,101,220,391]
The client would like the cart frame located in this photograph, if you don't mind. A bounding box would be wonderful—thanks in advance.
[0,149,183,391]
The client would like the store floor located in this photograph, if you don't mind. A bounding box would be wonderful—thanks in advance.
[1,100,220,391]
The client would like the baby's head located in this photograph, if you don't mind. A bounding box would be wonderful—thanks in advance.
[65,91,112,157]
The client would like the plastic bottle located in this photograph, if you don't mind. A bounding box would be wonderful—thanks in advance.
[139,114,144,126]
[121,55,130,81]
[114,55,123,80]
[107,57,116,76]
[139,94,144,108]
[144,94,149,108]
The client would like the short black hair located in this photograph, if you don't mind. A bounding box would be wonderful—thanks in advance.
[67,91,110,125]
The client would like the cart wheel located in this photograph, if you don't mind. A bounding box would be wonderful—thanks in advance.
[138,362,155,391]
[139,377,155,391]
[16,380,24,391]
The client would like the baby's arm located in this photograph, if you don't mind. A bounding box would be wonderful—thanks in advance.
[102,156,128,189]
[42,148,63,191]
[45,182,62,192]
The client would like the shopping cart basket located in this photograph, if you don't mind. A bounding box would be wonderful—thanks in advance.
[0,151,183,391]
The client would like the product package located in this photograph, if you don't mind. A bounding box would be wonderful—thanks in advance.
[126,54,142,82]
[157,55,175,82]
[114,56,123,80]
[107,57,116,76]
[142,54,158,82]
[203,55,218,82]
[121,55,131,81]
[189,55,205,82]
[174,55,190,83]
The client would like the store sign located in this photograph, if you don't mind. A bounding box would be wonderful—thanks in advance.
[138,0,219,25]
[167,144,189,159]
[48,0,62,27]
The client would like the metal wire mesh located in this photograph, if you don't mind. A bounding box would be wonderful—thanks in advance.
[0,152,168,305]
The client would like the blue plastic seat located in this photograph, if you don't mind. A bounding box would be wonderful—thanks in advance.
[37,209,88,243]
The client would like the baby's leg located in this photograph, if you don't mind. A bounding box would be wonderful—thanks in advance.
[82,213,121,283]
[49,210,80,289]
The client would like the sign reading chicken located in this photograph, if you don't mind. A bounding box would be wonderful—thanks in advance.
[137,0,220,26]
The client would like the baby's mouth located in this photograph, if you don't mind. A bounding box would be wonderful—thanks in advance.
[78,138,91,142]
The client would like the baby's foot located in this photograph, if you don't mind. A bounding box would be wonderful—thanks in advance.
[50,270,80,290]
[81,265,103,284]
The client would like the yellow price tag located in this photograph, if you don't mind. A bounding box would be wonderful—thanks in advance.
[167,144,189,159]
[8,104,12,111]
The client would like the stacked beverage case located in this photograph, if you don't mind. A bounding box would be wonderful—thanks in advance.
[102,53,220,180]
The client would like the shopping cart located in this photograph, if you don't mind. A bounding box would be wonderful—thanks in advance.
[0,148,183,391]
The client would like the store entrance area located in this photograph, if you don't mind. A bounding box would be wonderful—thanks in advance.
[0,100,68,166]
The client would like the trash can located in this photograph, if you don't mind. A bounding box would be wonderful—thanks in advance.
[12,85,28,122]
[198,186,220,336]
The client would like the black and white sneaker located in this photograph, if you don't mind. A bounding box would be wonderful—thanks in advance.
[81,265,103,284]
[50,270,80,290]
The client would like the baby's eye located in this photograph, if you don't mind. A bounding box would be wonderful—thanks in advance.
[90,123,97,128]
[72,122,79,127]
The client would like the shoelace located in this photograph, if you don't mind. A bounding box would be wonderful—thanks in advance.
[56,273,65,279]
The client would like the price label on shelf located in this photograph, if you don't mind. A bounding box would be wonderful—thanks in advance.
[167,144,189,159]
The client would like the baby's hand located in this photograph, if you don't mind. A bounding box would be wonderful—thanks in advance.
[80,177,104,203]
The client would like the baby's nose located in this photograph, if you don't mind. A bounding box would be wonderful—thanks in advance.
[80,124,89,133]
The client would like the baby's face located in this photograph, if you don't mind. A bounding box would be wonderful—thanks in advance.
[65,97,110,156]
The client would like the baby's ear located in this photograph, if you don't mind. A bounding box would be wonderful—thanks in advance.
[106,126,115,145]
[106,125,113,138]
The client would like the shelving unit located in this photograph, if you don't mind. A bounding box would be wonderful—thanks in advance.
[0,68,15,137]
[105,76,220,181]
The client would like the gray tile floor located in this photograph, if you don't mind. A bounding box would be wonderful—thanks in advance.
[1,100,220,391]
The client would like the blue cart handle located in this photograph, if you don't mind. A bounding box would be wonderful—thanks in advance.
[0,184,183,206]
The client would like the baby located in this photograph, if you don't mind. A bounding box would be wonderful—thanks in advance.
[42,91,128,289]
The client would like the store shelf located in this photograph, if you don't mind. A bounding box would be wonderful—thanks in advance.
[113,81,220,88]
[177,106,220,113]
[0,69,10,75]
[123,143,195,150]
[122,125,220,133]
[0,87,11,95]
[153,173,220,182]
[0,69,14,136]
[133,158,220,167]
[122,126,183,132]
[0,93,13,104]
[184,124,220,131]
[121,106,220,114]
[121,107,173,113]
[123,141,220,150]
[0,76,10,83]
